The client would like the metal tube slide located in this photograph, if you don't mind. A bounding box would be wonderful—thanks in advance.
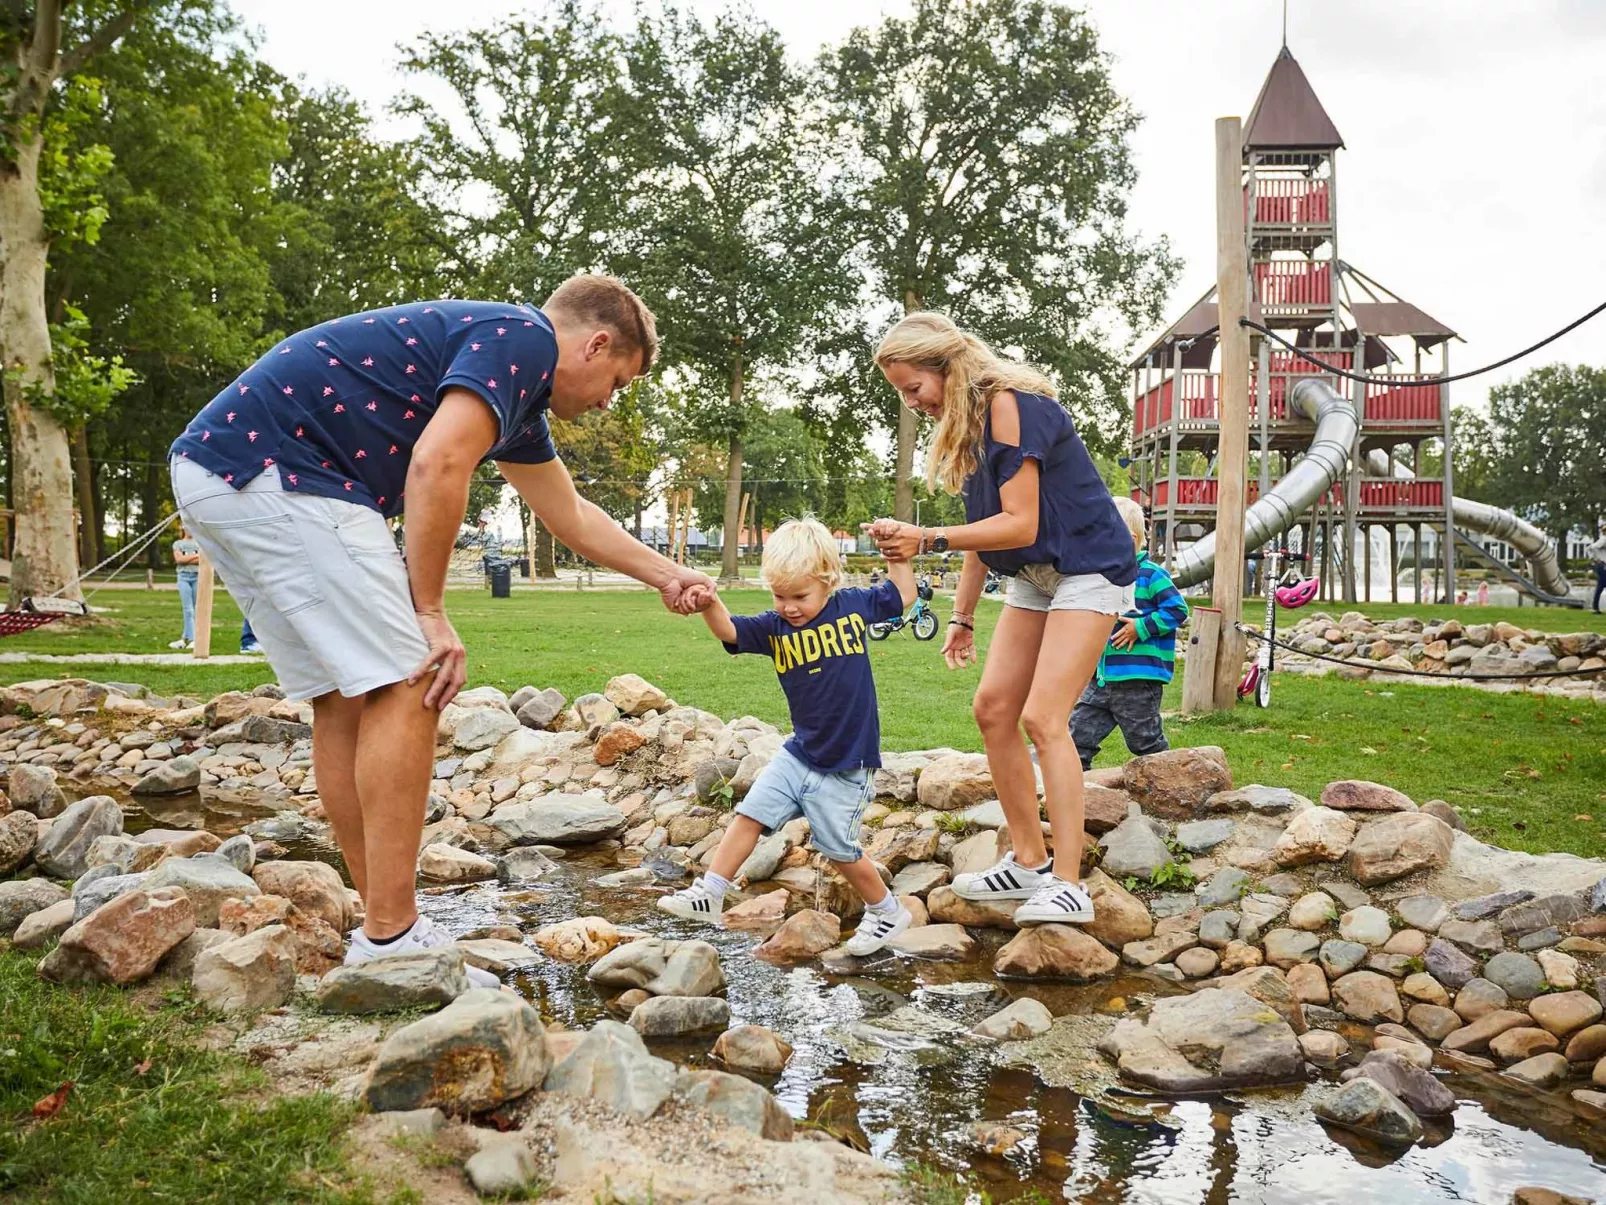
[1169,378,1357,588]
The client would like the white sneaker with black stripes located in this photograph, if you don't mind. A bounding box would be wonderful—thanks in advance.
[844,903,913,956]
[1013,878,1096,926]
[951,851,1056,902]
[656,879,724,925]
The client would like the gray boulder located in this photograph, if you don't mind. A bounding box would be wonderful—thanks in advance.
[132,756,201,795]
[364,988,549,1114]
[316,949,471,1014]
[1347,1050,1456,1116]
[488,795,627,845]
[496,846,559,884]
[1423,938,1480,989]
[72,871,148,921]
[515,688,567,731]
[588,938,725,997]
[216,834,256,874]
[0,878,70,937]
[8,764,67,817]
[627,995,730,1037]
[1482,951,1546,1001]
[1198,868,1252,908]
[1317,940,1368,978]
[0,809,38,875]
[1097,988,1302,1092]
[1314,1077,1423,1146]
[675,1069,794,1140]
[1174,818,1235,854]
[1098,804,1171,880]
[33,796,123,879]
[543,1020,676,1119]
[143,856,260,927]
[465,1142,541,1197]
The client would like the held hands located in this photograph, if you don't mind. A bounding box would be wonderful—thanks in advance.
[861,518,923,563]
[410,609,468,710]
[660,566,716,615]
[1110,616,1141,650]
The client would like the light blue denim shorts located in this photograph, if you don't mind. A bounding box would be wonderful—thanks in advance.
[736,746,873,862]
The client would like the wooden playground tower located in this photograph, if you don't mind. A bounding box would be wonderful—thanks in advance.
[1128,46,1460,606]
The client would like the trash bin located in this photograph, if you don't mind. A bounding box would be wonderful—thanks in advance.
[516,557,530,578]
[488,560,512,598]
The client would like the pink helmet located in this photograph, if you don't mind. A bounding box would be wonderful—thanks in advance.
[1275,576,1320,609]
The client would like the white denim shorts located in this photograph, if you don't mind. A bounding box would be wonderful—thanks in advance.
[170,458,429,700]
[1008,563,1136,615]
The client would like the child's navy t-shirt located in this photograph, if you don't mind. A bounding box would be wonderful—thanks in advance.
[724,580,905,774]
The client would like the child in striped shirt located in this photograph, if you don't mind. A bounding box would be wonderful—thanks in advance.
[1070,497,1190,770]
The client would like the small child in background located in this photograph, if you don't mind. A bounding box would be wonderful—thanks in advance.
[1070,497,1189,770]
[659,518,918,955]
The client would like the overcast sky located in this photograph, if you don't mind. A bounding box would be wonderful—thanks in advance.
[232,0,1606,419]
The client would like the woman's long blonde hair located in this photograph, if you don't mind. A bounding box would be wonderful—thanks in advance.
[874,312,1055,495]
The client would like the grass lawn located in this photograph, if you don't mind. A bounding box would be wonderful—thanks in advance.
[5,586,1604,859]
[0,950,411,1204]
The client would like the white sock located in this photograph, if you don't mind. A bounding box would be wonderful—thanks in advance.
[865,892,898,916]
[700,872,732,898]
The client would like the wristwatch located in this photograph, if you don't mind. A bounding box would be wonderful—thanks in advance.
[930,529,950,554]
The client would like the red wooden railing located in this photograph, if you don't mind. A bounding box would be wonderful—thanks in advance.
[1254,260,1332,309]
[1364,378,1442,424]
[1145,477,1442,513]
[1244,178,1331,225]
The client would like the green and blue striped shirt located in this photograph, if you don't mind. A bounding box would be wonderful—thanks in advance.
[1097,552,1190,685]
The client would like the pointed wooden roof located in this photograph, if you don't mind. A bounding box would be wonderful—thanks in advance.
[1243,47,1343,151]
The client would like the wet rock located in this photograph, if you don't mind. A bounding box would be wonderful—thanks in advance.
[488,795,627,845]
[712,1025,793,1075]
[628,995,730,1037]
[1527,991,1602,1039]
[516,688,567,731]
[496,846,559,885]
[1099,803,1171,879]
[722,888,790,931]
[995,924,1120,981]
[1202,784,1309,814]
[216,834,255,875]
[1442,1009,1531,1053]
[0,809,38,875]
[192,924,297,1012]
[927,886,1019,931]
[593,722,647,767]
[1287,892,1337,931]
[973,997,1054,1041]
[1499,894,1589,940]
[1299,1030,1348,1066]
[1314,1077,1423,1145]
[455,939,538,977]
[1318,939,1369,978]
[1454,889,1532,921]
[9,764,67,817]
[675,1069,793,1140]
[1338,906,1392,947]
[1175,818,1235,854]
[1504,1052,1570,1090]
[1319,781,1416,813]
[1263,928,1321,967]
[605,674,669,717]
[250,860,351,932]
[465,1141,540,1197]
[1489,1027,1560,1065]
[366,988,549,1114]
[1350,1049,1456,1116]
[889,923,977,961]
[1272,807,1355,866]
[753,909,840,962]
[12,897,74,948]
[1483,951,1546,1000]
[1347,813,1454,885]
[132,755,201,795]
[39,887,195,985]
[1332,971,1404,1024]
[1408,1004,1463,1042]
[1396,895,1449,933]
[1121,746,1231,819]
[588,938,725,997]
[914,753,994,812]
[316,949,471,1014]
[143,856,259,927]
[417,843,499,884]
[532,916,620,963]
[1098,988,1301,1091]
[543,1020,675,1119]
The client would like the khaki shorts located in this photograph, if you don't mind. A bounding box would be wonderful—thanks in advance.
[1008,563,1135,615]
[171,458,429,700]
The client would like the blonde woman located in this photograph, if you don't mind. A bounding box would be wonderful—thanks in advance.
[868,312,1137,926]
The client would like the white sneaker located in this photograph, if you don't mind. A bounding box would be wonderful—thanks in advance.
[1013,878,1095,926]
[656,879,724,925]
[345,914,501,989]
[951,851,1056,902]
[168,638,190,650]
[844,903,913,956]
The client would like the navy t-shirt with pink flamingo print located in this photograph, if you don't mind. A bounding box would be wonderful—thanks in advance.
[170,300,560,519]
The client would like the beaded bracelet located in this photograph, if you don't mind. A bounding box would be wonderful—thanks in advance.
[948,619,974,631]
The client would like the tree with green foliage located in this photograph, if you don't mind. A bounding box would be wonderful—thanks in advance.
[615,6,858,580]
[1482,365,1606,566]
[814,0,1178,521]
[1,0,196,601]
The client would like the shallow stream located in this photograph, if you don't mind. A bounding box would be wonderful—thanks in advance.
[125,792,1606,1204]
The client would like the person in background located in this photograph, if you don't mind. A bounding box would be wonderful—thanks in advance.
[1456,589,1469,606]
[1588,521,1606,613]
[241,616,263,655]
[1070,497,1189,771]
[1477,579,1490,607]
[170,526,201,650]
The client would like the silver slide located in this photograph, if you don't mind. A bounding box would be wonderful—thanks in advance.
[1167,379,1573,602]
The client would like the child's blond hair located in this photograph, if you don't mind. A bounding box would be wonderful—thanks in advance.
[1112,496,1147,549]
[761,516,843,593]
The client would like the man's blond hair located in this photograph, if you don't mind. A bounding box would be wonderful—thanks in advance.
[1112,496,1147,548]
[761,517,843,593]
[543,274,660,373]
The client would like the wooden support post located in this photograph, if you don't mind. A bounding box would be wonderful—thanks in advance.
[1208,115,1250,711]
[678,488,693,564]
[666,488,681,559]
[1363,523,1371,602]
[1413,522,1423,605]
[1440,341,1457,603]
[1389,525,1399,603]
[146,568,154,590]
[1182,608,1223,714]
[1165,346,1182,566]
[192,554,215,660]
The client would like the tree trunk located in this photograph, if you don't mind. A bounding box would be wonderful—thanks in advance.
[632,495,642,542]
[893,289,923,522]
[70,425,98,569]
[0,130,78,603]
[721,354,745,582]
[142,457,161,568]
[533,518,557,578]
